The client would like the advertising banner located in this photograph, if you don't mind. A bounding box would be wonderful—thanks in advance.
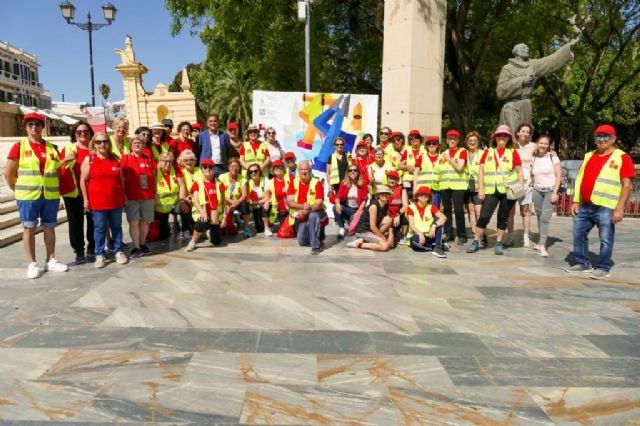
[86,107,107,134]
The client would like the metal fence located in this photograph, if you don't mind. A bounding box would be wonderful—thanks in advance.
[555,162,640,217]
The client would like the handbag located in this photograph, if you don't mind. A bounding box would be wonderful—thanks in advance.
[496,149,525,200]
[276,214,295,238]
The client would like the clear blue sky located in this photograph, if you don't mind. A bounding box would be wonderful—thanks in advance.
[0,0,205,104]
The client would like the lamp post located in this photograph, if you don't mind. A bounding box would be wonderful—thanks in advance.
[59,1,117,106]
[297,0,310,92]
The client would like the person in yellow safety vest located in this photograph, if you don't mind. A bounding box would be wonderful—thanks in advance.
[59,121,95,264]
[438,129,470,245]
[565,124,634,280]
[264,160,293,234]
[368,148,395,195]
[109,117,131,159]
[218,157,248,234]
[384,132,405,180]
[176,149,202,239]
[399,130,427,193]
[244,164,271,237]
[463,131,485,245]
[414,135,442,207]
[406,186,447,258]
[184,159,227,251]
[149,123,177,163]
[4,112,71,278]
[467,124,524,255]
[154,151,187,240]
[239,123,271,174]
[326,136,351,193]
[287,160,326,254]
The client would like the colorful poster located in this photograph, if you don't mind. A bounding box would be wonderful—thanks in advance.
[86,107,107,134]
[253,91,379,176]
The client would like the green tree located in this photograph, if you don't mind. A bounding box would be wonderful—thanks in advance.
[99,83,110,105]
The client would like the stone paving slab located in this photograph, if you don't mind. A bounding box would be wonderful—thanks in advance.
[0,216,639,423]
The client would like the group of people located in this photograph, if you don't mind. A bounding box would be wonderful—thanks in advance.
[4,111,633,281]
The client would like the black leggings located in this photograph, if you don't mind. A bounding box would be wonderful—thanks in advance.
[239,202,267,233]
[194,222,222,245]
[477,192,515,231]
[441,189,467,238]
[63,196,95,255]
[156,212,171,239]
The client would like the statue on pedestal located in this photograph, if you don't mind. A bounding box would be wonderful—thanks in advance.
[497,41,576,133]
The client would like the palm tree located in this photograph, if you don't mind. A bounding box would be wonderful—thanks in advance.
[208,69,253,128]
[99,83,110,105]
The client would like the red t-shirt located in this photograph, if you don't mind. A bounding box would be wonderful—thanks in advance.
[273,177,289,212]
[161,166,183,187]
[176,138,196,157]
[406,203,439,218]
[580,151,634,204]
[87,155,125,210]
[480,149,522,168]
[239,141,270,158]
[388,185,404,217]
[121,153,156,200]
[7,140,52,174]
[427,153,439,166]
[59,144,91,197]
[286,178,324,222]
[448,147,468,165]
[191,180,226,213]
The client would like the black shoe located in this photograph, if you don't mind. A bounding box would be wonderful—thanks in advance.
[457,237,467,246]
[75,253,87,265]
[130,248,144,259]
[140,245,152,255]
[311,247,322,255]
[481,235,488,248]
[432,246,447,258]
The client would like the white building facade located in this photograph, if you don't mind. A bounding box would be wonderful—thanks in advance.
[0,41,49,109]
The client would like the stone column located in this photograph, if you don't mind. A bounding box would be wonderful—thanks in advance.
[381,0,447,136]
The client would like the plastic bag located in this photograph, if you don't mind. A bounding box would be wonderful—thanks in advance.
[277,215,295,238]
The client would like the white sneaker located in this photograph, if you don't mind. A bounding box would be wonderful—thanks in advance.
[95,255,106,268]
[184,240,196,252]
[338,227,345,237]
[532,244,540,251]
[523,234,530,248]
[264,228,273,237]
[115,251,128,265]
[399,237,407,245]
[26,262,39,279]
[539,247,549,257]
[44,259,68,273]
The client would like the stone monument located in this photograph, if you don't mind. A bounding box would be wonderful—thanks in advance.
[114,36,197,132]
[497,41,575,134]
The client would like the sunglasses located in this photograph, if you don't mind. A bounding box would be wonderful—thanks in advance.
[594,135,610,142]
[427,142,439,146]
[75,129,91,134]
[26,122,43,127]
[267,131,276,135]
[273,166,284,170]
[201,165,214,170]
[334,143,344,147]
[248,130,259,133]
[380,132,389,136]
[494,133,510,138]
[139,132,150,137]
[348,169,359,173]
[95,140,109,145]
[249,169,260,174]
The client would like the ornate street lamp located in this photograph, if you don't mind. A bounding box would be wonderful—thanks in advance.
[59,1,117,106]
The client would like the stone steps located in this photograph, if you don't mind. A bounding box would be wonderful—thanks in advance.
[0,191,67,248]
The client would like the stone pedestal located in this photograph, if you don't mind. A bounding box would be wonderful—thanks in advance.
[381,0,447,136]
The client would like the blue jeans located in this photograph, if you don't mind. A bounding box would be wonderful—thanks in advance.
[92,207,123,256]
[409,227,443,251]
[572,203,615,272]
[333,205,357,228]
[296,211,321,249]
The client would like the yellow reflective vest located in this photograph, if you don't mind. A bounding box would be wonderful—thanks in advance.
[288,177,320,225]
[401,147,427,182]
[482,148,519,195]
[573,149,625,209]
[268,174,292,222]
[14,139,60,201]
[415,154,441,192]
[109,136,130,159]
[467,149,484,185]
[218,172,243,201]
[191,176,224,222]
[384,144,404,180]
[406,202,435,244]
[242,141,268,166]
[438,148,469,190]
[182,167,203,193]
[328,152,351,185]
[155,168,179,213]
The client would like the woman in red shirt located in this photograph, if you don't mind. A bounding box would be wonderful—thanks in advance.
[333,164,368,239]
[175,121,197,160]
[79,132,127,268]
[467,124,524,255]
[264,160,291,236]
[60,121,95,264]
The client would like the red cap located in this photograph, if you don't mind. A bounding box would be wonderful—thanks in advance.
[227,122,239,130]
[272,160,284,168]
[594,124,616,136]
[22,113,45,125]
[356,140,368,148]
[390,131,404,140]
[200,159,215,167]
[446,129,461,138]
[284,152,296,160]
[192,123,202,130]
[386,170,400,180]
[408,129,422,138]
[425,136,439,144]
[415,186,431,196]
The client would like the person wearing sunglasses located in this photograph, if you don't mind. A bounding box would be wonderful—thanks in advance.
[185,159,227,251]
[121,135,156,259]
[467,124,524,255]
[79,132,128,268]
[287,160,325,254]
[334,165,368,240]
[60,121,95,264]
[326,136,351,193]
[386,170,410,245]
[244,164,271,237]
[218,157,248,235]
[348,185,394,251]
[134,126,153,158]
[109,117,131,160]
[265,160,293,235]
[566,124,634,280]
[264,126,285,178]
[154,152,187,240]
[240,124,271,174]
[378,127,392,150]
[5,113,70,278]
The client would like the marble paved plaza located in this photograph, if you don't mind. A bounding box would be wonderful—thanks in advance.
[0,216,639,424]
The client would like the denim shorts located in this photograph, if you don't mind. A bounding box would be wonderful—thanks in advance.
[17,197,60,228]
